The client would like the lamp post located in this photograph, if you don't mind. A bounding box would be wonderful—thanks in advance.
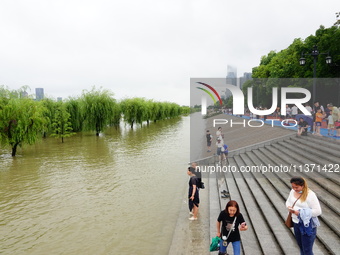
[299,45,332,104]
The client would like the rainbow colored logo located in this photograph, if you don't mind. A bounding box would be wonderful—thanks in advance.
[196,82,223,115]
[196,82,223,105]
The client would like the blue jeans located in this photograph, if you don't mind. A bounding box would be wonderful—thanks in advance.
[219,239,241,255]
[293,222,317,255]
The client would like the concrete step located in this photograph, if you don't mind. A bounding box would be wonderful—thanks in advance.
[284,138,338,166]
[231,155,281,254]
[239,152,299,254]
[271,142,340,199]
[292,136,340,158]
[225,158,262,255]
[234,150,327,254]
[285,137,340,185]
[209,169,222,241]
[258,144,340,254]
[305,134,340,146]
[279,139,332,166]
[206,130,339,255]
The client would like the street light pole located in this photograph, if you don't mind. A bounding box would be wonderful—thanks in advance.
[312,50,317,103]
[299,45,332,104]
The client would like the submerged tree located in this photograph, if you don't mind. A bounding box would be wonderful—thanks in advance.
[81,87,118,136]
[40,98,57,138]
[120,98,140,129]
[50,103,75,143]
[0,97,47,156]
[109,101,122,128]
[64,97,84,132]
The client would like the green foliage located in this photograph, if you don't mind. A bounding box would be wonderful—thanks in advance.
[253,26,340,79]
[109,101,122,127]
[180,106,190,115]
[0,91,47,156]
[40,98,57,137]
[50,102,76,143]
[64,97,84,132]
[249,25,340,107]
[80,87,118,136]
[0,85,189,155]
[120,98,140,129]
[121,98,185,128]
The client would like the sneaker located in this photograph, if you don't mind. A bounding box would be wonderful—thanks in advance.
[221,190,229,194]
[189,211,193,215]
[221,194,230,199]
[189,216,198,220]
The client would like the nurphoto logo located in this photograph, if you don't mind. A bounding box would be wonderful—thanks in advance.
[195,80,311,117]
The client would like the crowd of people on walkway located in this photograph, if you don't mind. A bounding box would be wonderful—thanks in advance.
[304,101,340,137]
[225,101,340,138]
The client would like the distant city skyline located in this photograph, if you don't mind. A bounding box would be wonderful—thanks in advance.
[20,64,251,104]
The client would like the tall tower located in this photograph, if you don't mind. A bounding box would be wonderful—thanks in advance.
[35,88,44,101]
[226,65,237,86]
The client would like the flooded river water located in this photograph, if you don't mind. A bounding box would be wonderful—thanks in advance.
[0,116,191,255]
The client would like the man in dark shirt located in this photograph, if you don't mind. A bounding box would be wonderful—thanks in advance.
[297,118,309,136]
[206,130,212,152]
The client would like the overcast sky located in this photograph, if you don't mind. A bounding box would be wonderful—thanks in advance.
[0,0,338,105]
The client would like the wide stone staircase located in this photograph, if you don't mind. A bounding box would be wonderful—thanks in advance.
[207,135,340,255]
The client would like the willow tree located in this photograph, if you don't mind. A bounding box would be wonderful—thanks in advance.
[146,100,159,124]
[50,102,75,143]
[0,97,47,156]
[120,98,146,128]
[109,102,122,128]
[81,87,117,136]
[40,98,57,137]
[154,102,166,122]
[64,97,84,132]
[180,106,190,115]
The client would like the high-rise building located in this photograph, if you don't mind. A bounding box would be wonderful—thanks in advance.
[35,88,44,101]
[226,65,237,86]
[224,67,252,100]
[240,72,252,89]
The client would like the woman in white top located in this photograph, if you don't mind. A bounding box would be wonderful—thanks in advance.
[285,177,321,255]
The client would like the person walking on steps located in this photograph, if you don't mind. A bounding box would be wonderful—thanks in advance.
[286,176,321,255]
[216,200,248,255]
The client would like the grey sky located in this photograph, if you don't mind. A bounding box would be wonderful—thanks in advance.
[0,0,338,106]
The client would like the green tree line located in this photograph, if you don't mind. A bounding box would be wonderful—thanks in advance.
[0,86,190,156]
[242,25,340,107]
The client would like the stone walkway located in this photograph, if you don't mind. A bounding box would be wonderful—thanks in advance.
[168,114,298,255]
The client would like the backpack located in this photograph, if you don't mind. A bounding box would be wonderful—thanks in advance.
[223,144,228,155]
[190,167,205,189]
[197,177,205,189]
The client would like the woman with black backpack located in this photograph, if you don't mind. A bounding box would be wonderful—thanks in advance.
[187,166,200,220]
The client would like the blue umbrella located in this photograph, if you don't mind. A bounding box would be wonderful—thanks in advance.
[296,114,313,127]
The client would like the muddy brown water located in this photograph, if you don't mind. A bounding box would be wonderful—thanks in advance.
[0,116,192,255]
